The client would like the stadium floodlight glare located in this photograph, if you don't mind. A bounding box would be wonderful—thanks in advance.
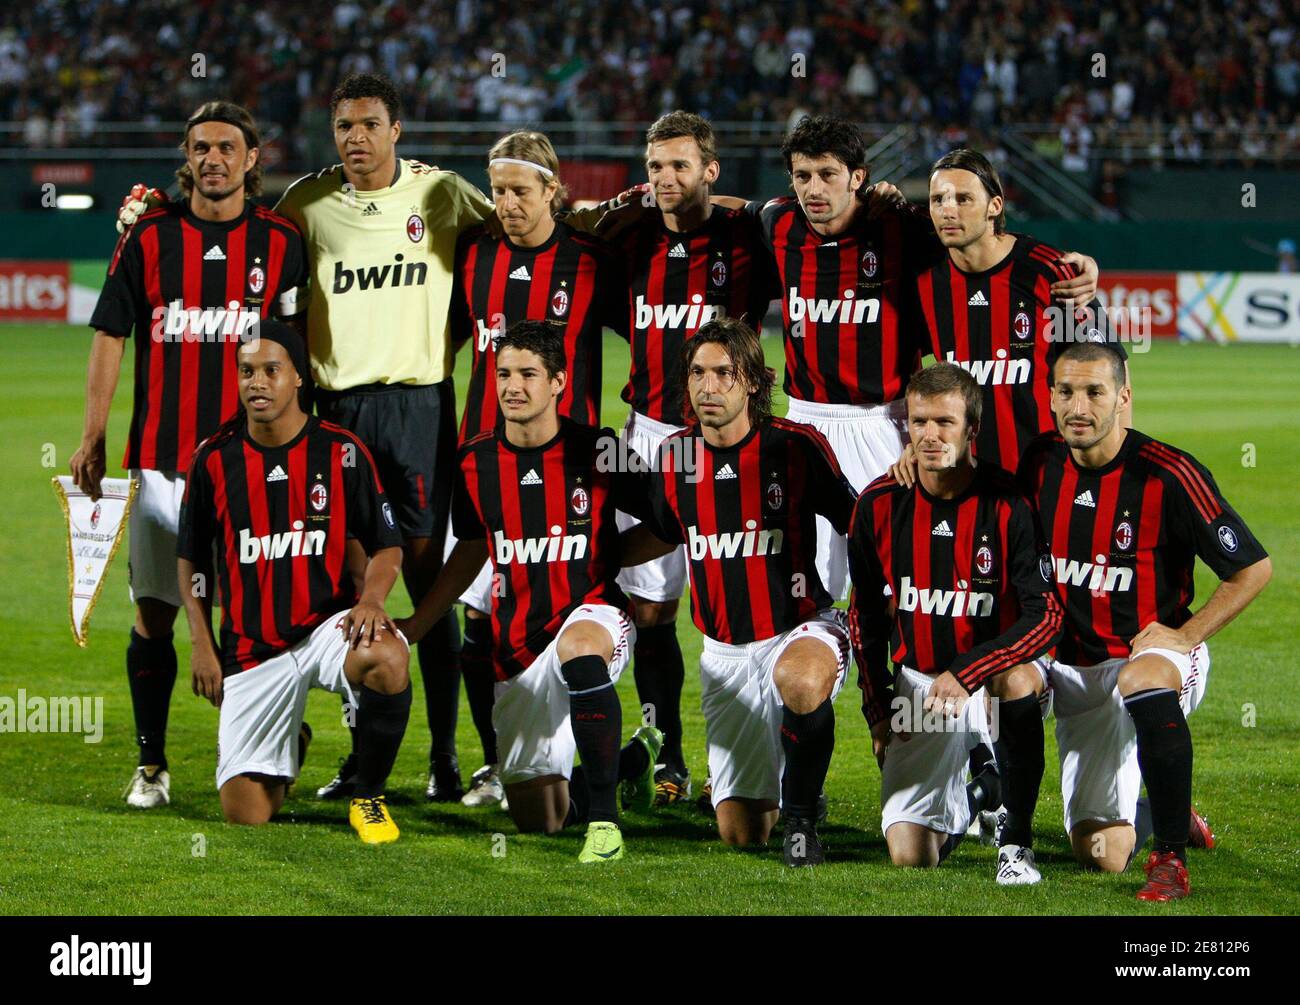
[55,194,95,210]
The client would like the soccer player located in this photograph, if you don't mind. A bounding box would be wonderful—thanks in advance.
[622,318,857,866]
[1019,342,1271,900]
[69,101,308,808]
[176,321,411,843]
[448,130,626,807]
[848,362,1063,881]
[598,111,779,805]
[274,73,498,803]
[736,116,1099,603]
[397,321,661,863]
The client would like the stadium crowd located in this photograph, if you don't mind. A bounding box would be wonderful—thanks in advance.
[2,0,1298,171]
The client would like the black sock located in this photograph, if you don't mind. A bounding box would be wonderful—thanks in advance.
[1126,688,1191,859]
[968,741,995,777]
[1134,795,1154,854]
[126,629,177,770]
[992,694,1044,848]
[938,831,964,863]
[562,654,621,824]
[966,760,1002,819]
[354,681,412,799]
[632,622,686,774]
[565,765,590,828]
[780,699,835,821]
[461,613,498,765]
[417,612,461,766]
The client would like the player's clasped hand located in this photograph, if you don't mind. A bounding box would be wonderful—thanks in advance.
[1130,622,1195,657]
[344,601,395,649]
[68,437,107,501]
[923,671,969,720]
[191,650,224,707]
[869,716,907,769]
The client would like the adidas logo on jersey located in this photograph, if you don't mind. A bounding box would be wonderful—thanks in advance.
[668,243,687,258]
[203,245,226,261]
[520,469,543,486]
[266,465,288,483]
[932,520,954,537]
[361,202,381,216]
[239,522,325,564]
[493,526,587,565]
[715,463,737,480]
[897,576,993,617]
[509,265,531,280]
[968,290,989,306]
[1074,489,1096,508]
[688,521,784,560]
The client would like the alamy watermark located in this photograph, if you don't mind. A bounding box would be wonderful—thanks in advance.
[0,689,103,743]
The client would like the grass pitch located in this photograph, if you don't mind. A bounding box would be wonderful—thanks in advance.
[0,329,1296,915]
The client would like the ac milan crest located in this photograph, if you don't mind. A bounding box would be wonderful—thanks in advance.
[976,546,993,575]
[551,288,569,317]
[310,482,328,512]
[861,249,878,278]
[90,503,101,529]
[248,266,265,294]
[406,213,425,243]
[1114,520,1133,551]
[712,259,727,287]
[1014,310,1031,340]
[570,485,589,516]
[766,480,783,511]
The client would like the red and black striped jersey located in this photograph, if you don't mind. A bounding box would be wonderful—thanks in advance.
[753,197,940,406]
[91,202,309,473]
[847,465,1063,724]
[451,220,624,441]
[452,418,634,679]
[177,415,402,675]
[917,235,1123,471]
[643,417,856,644]
[611,207,778,425]
[1019,429,1268,666]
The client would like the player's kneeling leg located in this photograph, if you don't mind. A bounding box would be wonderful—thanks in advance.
[1069,820,1136,873]
[343,629,412,844]
[984,663,1048,884]
[220,774,287,825]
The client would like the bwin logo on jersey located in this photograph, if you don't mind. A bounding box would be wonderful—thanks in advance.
[494,526,587,564]
[897,576,994,617]
[1052,553,1133,592]
[634,293,723,331]
[332,254,428,293]
[239,522,326,563]
[786,288,879,328]
[945,350,1031,386]
[687,520,783,560]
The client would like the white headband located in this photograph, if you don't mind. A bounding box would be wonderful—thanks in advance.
[489,157,555,177]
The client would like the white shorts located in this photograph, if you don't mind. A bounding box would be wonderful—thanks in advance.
[442,525,495,613]
[491,604,635,786]
[784,397,908,600]
[1040,643,1210,833]
[128,468,185,607]
[215,613,408,789]
[878,664,1028,837]
[699,609,850,806]
[615,411,688,603]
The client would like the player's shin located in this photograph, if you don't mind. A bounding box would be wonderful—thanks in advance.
[1125,689,1193,859]
[418,612,462,781]
[562,655,622,823]
[780,698,835,821]
[354,681,413,799]
[632,623,686,773]
[461,612,498,766]
[126,628,178,769]
[991,693,1044,848]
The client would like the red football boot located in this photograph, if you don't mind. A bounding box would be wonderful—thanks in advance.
[1188,807,1216,850]
[1136,850,1191,902]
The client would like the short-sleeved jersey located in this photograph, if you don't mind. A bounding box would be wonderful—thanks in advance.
[643,417,857,644]
[275,159,494,390]
[452,418,634,679]
[1019,429,1268,666]
[451,219,625,440]
[91,202,308,472]
[753,197,941,406]
[847,465,1063,724]
[177,415,403,674]
[916,234,1124,471]
[610,207,778,425]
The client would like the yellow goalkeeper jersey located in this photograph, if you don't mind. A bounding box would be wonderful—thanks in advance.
[275,158,494,390]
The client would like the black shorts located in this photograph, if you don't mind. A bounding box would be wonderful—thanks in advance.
[316,380,456,540]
